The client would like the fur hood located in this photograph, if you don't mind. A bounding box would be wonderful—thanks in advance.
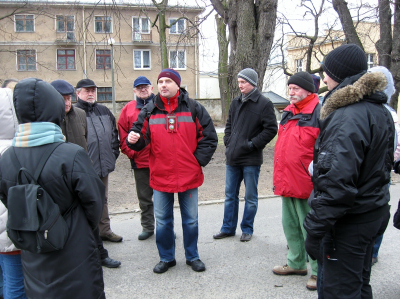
[321,72,387,120]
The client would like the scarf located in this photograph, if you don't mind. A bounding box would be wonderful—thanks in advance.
[241,87,257,102]
[13,122,65,147]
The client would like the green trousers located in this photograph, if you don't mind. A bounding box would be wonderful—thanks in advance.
[282,196,318,276]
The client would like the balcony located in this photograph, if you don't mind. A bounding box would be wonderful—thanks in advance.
[55,32,77,45]
[132,31,152,44]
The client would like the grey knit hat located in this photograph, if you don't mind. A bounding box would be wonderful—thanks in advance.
[287,72,315,93]
[238,68,258,86]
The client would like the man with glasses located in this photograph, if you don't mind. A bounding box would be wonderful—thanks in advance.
[118,76,155,240]
[75,79,123,244]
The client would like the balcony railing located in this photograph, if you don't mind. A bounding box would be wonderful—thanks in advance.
[132,31,152,43]
[55,32,77,44]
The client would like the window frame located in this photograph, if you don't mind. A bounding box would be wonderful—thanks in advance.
[366,53,375,69]
[169,18,185,34]
[96,49,111,70]
[56,49,76,70]
[97,87,112,102]
[132,17,150,34]
[296,59,303,73]
[17,49,37,71]
[56,15,75,33]
[169,49,186,70]
[15,14,35,32]
[94,16,112,33]
[133,49,151,70]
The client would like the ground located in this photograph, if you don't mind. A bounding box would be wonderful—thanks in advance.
[108,133,276,214]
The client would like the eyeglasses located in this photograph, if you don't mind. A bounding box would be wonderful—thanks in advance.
[135,85,150,90]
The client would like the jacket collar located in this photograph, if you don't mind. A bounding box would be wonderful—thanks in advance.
[154,88,189,111]
[284,94,320,115]
[321,71,387,120]
[239,88,261,103]
[76,98,96,110]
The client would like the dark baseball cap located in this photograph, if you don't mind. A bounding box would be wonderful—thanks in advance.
[134,76,151,88]
[76,78,97,89]
[50,79,75,95]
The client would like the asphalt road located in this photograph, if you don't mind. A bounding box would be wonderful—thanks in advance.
[102,183,400,299]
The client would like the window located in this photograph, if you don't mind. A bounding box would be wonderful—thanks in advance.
[169,50,185,69]
[57,49,76,70]
[56,15,74,33]
[95,16,112,33]
[15,15,34,32]
[97,87,112,102]
[169,18,185,34]
[134,50,151,69]
[366,54,375,69]
[17,50,36,71]
[133,17,150,34]
[96,50,111,70]
[296,59,303,72]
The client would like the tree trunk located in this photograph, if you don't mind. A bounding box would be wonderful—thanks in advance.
[332,0,364,49]
[216,14,230,123]
[377,0,392,68]
[390,0,400,110]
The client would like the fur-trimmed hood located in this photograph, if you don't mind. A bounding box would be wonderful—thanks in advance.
[321,72,387,120]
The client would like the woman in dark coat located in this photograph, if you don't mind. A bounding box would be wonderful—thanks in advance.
[0,78,106,299]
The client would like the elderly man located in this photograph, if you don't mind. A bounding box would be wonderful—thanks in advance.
[75,79,122,243]
[118,76,155,240]
[127,69,218,274]
[213,68,277,242]
[304,44,394,298]
[272,72,320,290]
[51,80,121,268]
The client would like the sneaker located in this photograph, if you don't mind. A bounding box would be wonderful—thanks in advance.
[186,259,206,272]
[272,264,308,276]
[101,257,121,268]
[101,232,123,242]
[306,275,317,290]
[153,260,176,274]
[138,231,154,240]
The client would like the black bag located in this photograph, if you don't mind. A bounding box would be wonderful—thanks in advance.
[394,199,400,230]
[6,143,70,253]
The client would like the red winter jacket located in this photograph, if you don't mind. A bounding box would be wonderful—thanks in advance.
[127,89,218,193]
[118,99,151,168]
[273,94,321,199]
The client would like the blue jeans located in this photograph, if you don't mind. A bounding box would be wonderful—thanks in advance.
[0,254,26,299]
[153,188,199,262]
[221,165,261,235]
[372,234,383,258]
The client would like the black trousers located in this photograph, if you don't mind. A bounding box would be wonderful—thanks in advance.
[320,211,389,299]
[93,226,108,260]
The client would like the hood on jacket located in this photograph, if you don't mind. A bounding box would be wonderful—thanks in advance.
[368,66,395,103]
[13,78,65,126]
[321,72,387,120]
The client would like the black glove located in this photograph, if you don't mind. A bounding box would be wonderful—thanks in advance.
[394,158,400,174]
[305,234,322,262]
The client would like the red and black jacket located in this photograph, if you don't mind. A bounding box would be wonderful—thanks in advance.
[127,88,218,193]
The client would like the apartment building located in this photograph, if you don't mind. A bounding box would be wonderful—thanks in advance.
[0,1,203,112]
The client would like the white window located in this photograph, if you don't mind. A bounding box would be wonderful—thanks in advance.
[366,54,375,69]
[133,17,150,34]
[15,15,34,32]
[95,16,112,33]
[169,18,185,34]
[133,50,151,69]
[169,50,186,69]
[296,59,303,72]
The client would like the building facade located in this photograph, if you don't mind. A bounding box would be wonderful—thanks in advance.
[0,1,203,112]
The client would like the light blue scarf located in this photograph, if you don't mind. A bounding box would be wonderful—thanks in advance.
[12,122,65,147]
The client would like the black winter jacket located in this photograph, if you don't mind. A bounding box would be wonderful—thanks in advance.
[75,99,119,178]
[304,72,395,239]
[224,88,277,166]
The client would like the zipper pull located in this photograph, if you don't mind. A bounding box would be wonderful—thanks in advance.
[44,230,48,239]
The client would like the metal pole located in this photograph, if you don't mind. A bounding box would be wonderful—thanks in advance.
[111,43,116,114]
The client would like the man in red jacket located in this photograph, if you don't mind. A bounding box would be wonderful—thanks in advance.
[118,76,155,240]
[127,69,218,274]
[272,72,321,290]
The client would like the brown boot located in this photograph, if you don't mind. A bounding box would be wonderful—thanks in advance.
[306,275,317,290]
[272,264,308,276]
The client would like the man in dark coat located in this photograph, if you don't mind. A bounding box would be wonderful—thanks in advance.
[75,79,122,243]
[51,79,121,268]
[0,78,105,298]
[304,44,394,298]
[213,68,277,242]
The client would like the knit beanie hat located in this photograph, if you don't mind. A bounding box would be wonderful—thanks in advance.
[287,72,315,93]
[323,44,368,83]
[158,68,181,87]
[238,68,258,86]
[311,74,321,93]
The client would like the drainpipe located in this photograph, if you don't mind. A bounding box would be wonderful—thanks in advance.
[83,5,87,78]
[194,15,199,99]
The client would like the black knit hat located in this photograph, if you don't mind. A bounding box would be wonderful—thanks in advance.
[323,44,368,83]
[287,72,315,93]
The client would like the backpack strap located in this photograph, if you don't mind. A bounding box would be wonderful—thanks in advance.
[187,98,197,123]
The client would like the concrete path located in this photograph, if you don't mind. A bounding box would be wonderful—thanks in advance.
[102,184,400,299]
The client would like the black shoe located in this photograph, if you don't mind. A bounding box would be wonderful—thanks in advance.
[213,231,235,239]
[138,231,154,240]
[153,260,176,274]
[371,257,378,266]
[240,233,252,242]
[186,259,206,272]
[101,257,121,268]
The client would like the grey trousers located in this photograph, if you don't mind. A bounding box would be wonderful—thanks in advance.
[134,168,155,232]
[99,175,112,236]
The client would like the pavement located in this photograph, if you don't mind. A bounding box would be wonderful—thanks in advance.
[102,184,400,299]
